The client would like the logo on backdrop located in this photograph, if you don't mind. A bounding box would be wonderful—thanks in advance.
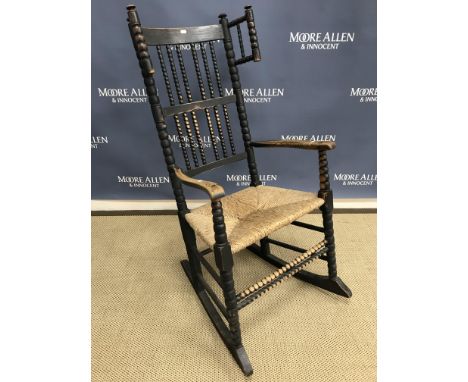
[333,173,377,186]
[289,32,356,50]
[224,88,285,104]
[280,134,336,142]
[166,41,222,51]
[168,134,221,148]
[91,136,109,149]
[97,88,147,104]
[117,175,170,188]
[350,88,377,103]
[226,174,278,187]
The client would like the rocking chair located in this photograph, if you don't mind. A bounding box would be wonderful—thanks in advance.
[126,4,352,376]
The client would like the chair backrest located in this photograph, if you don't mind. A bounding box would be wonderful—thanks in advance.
[126,4,262,194]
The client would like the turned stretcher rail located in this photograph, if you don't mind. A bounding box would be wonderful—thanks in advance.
[291,220,325,233]
[237,240,327,309]
[196,273,228,318]
[199,255,222,286]
[266,238,307,254]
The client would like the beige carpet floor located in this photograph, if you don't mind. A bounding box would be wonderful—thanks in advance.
[92,213,376,382]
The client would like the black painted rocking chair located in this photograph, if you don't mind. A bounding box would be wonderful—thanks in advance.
[126,4,351,376]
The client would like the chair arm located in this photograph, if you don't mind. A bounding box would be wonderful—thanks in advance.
[174,167,225,201]
[251,140,336,151]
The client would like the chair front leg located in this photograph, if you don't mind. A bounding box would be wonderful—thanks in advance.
[211,200,253,375]
[211,200,242,348]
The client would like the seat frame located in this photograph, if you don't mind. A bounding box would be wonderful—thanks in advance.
[127,4,351,376]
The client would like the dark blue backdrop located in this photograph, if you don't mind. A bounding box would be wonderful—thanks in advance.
[92,0,376,200]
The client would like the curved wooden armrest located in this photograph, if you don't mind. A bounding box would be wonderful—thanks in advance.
[251,140,336,151]
[174,167,225,200]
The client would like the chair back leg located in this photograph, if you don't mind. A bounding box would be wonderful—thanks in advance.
[247,150,352,298]
[319,192,338,279]
[260,237,271,257]
[318,150,338,279]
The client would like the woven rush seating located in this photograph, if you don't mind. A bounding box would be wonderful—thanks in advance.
[185,186,324,254]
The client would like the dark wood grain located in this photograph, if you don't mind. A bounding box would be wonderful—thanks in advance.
[142,25,223,45]
[163,95,236,117]
[251,140,336,150]
[174,167,225,200]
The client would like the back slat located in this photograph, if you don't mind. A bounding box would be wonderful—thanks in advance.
[156,46,192,170]
[185,152,247,177]
[163,95,236,117]
[209,41,236,155]
[190,44,220,160]
[142,25,223,45]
